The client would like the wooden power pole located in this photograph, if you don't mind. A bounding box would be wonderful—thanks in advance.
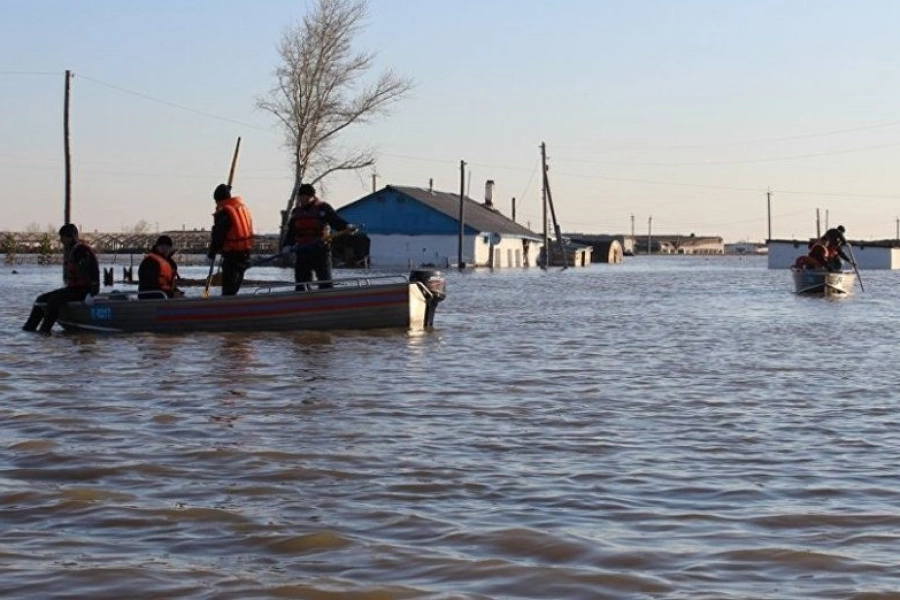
[63,69,73,225]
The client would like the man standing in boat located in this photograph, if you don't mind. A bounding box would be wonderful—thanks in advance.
[23,223,100,333]
[207,183,254,295]
[138,235,183,299]
[815,225,854,272]
[281,183,355,290]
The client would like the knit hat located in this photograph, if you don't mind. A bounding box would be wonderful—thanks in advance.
[155,235,173,247]
[213,183,232,201]
[297,183,316,198]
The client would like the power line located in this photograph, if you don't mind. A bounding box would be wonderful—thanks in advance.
[8,72,900,203]
[76,73,274,133]
[0,70,60,76]
[551,141,900,167]
[553,120,900,152]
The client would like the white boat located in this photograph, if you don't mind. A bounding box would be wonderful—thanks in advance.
[791,268,856,296]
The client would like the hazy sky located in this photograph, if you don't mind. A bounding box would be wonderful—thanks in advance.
[3,0,900,242]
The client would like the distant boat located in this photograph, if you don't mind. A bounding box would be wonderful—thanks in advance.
[791,267,855,296]
[53,269,446,333]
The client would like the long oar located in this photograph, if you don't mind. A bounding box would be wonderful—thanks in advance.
[204,136,242,298]
[845,242,864,292]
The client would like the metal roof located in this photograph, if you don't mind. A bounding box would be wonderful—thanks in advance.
[386,185,542,240]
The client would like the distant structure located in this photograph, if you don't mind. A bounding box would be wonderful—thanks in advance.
[565,233,625,263]
[0,230,280,258]
[634,234,724,255]
[542,241,594,267]
[724,242,767,255]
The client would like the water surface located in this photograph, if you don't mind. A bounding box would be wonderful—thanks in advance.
[2,255,900,599]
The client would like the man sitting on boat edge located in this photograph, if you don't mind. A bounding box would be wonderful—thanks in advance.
[23,224,100,333]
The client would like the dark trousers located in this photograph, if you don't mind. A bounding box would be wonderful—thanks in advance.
[294,249,333,290]
[827,257,844,272]
[221,252,250,296]
[23,287,90,332]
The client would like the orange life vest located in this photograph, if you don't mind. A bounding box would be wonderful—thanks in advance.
[143,252,176,294]
[288,199,328,245]
[215,196,254,252]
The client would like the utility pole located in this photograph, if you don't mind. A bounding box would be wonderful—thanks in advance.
[631,214,635,251]
[541,142,567,269]
[511,197,516,222]
[896,217,899,241]
[648,216,653,255]
[766,189,772,243]
[63,69,73,225]
[541,142,548,269]
[457,160,466,269]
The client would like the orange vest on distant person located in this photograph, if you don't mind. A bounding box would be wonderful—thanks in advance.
[216,196,254,252]
[143,252,176,294]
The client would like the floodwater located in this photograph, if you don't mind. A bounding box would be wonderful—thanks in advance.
[3,255,900,599]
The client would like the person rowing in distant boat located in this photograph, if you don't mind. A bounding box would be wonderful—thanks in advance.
[813,225,854,272]
[23,224,100,333]
[138,235,184,299]
[795,225,853,271]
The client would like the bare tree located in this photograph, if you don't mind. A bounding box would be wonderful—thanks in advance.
[256,0,414,237]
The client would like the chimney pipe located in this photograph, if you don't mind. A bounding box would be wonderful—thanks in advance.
[484,179,494,208]
[429,178,433,193]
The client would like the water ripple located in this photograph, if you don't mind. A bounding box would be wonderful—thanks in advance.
[4,258,900,598]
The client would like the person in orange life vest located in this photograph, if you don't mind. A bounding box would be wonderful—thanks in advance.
[207,183,254,295]
[280,183,355,290]
[813,224,853,272]
[138,235,183,298]
[23,223,100,333]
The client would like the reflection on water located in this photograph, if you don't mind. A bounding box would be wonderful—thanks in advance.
[3,256,900,599]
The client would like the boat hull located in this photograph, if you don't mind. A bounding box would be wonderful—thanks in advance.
[56,275,439,333]
[791,268,856,295]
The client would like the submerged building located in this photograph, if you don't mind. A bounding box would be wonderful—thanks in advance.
[337,185,543,269]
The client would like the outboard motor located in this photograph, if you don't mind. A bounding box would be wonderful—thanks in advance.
[409,268,446,327]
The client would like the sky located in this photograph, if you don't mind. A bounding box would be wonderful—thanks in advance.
[3,0,900,243]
